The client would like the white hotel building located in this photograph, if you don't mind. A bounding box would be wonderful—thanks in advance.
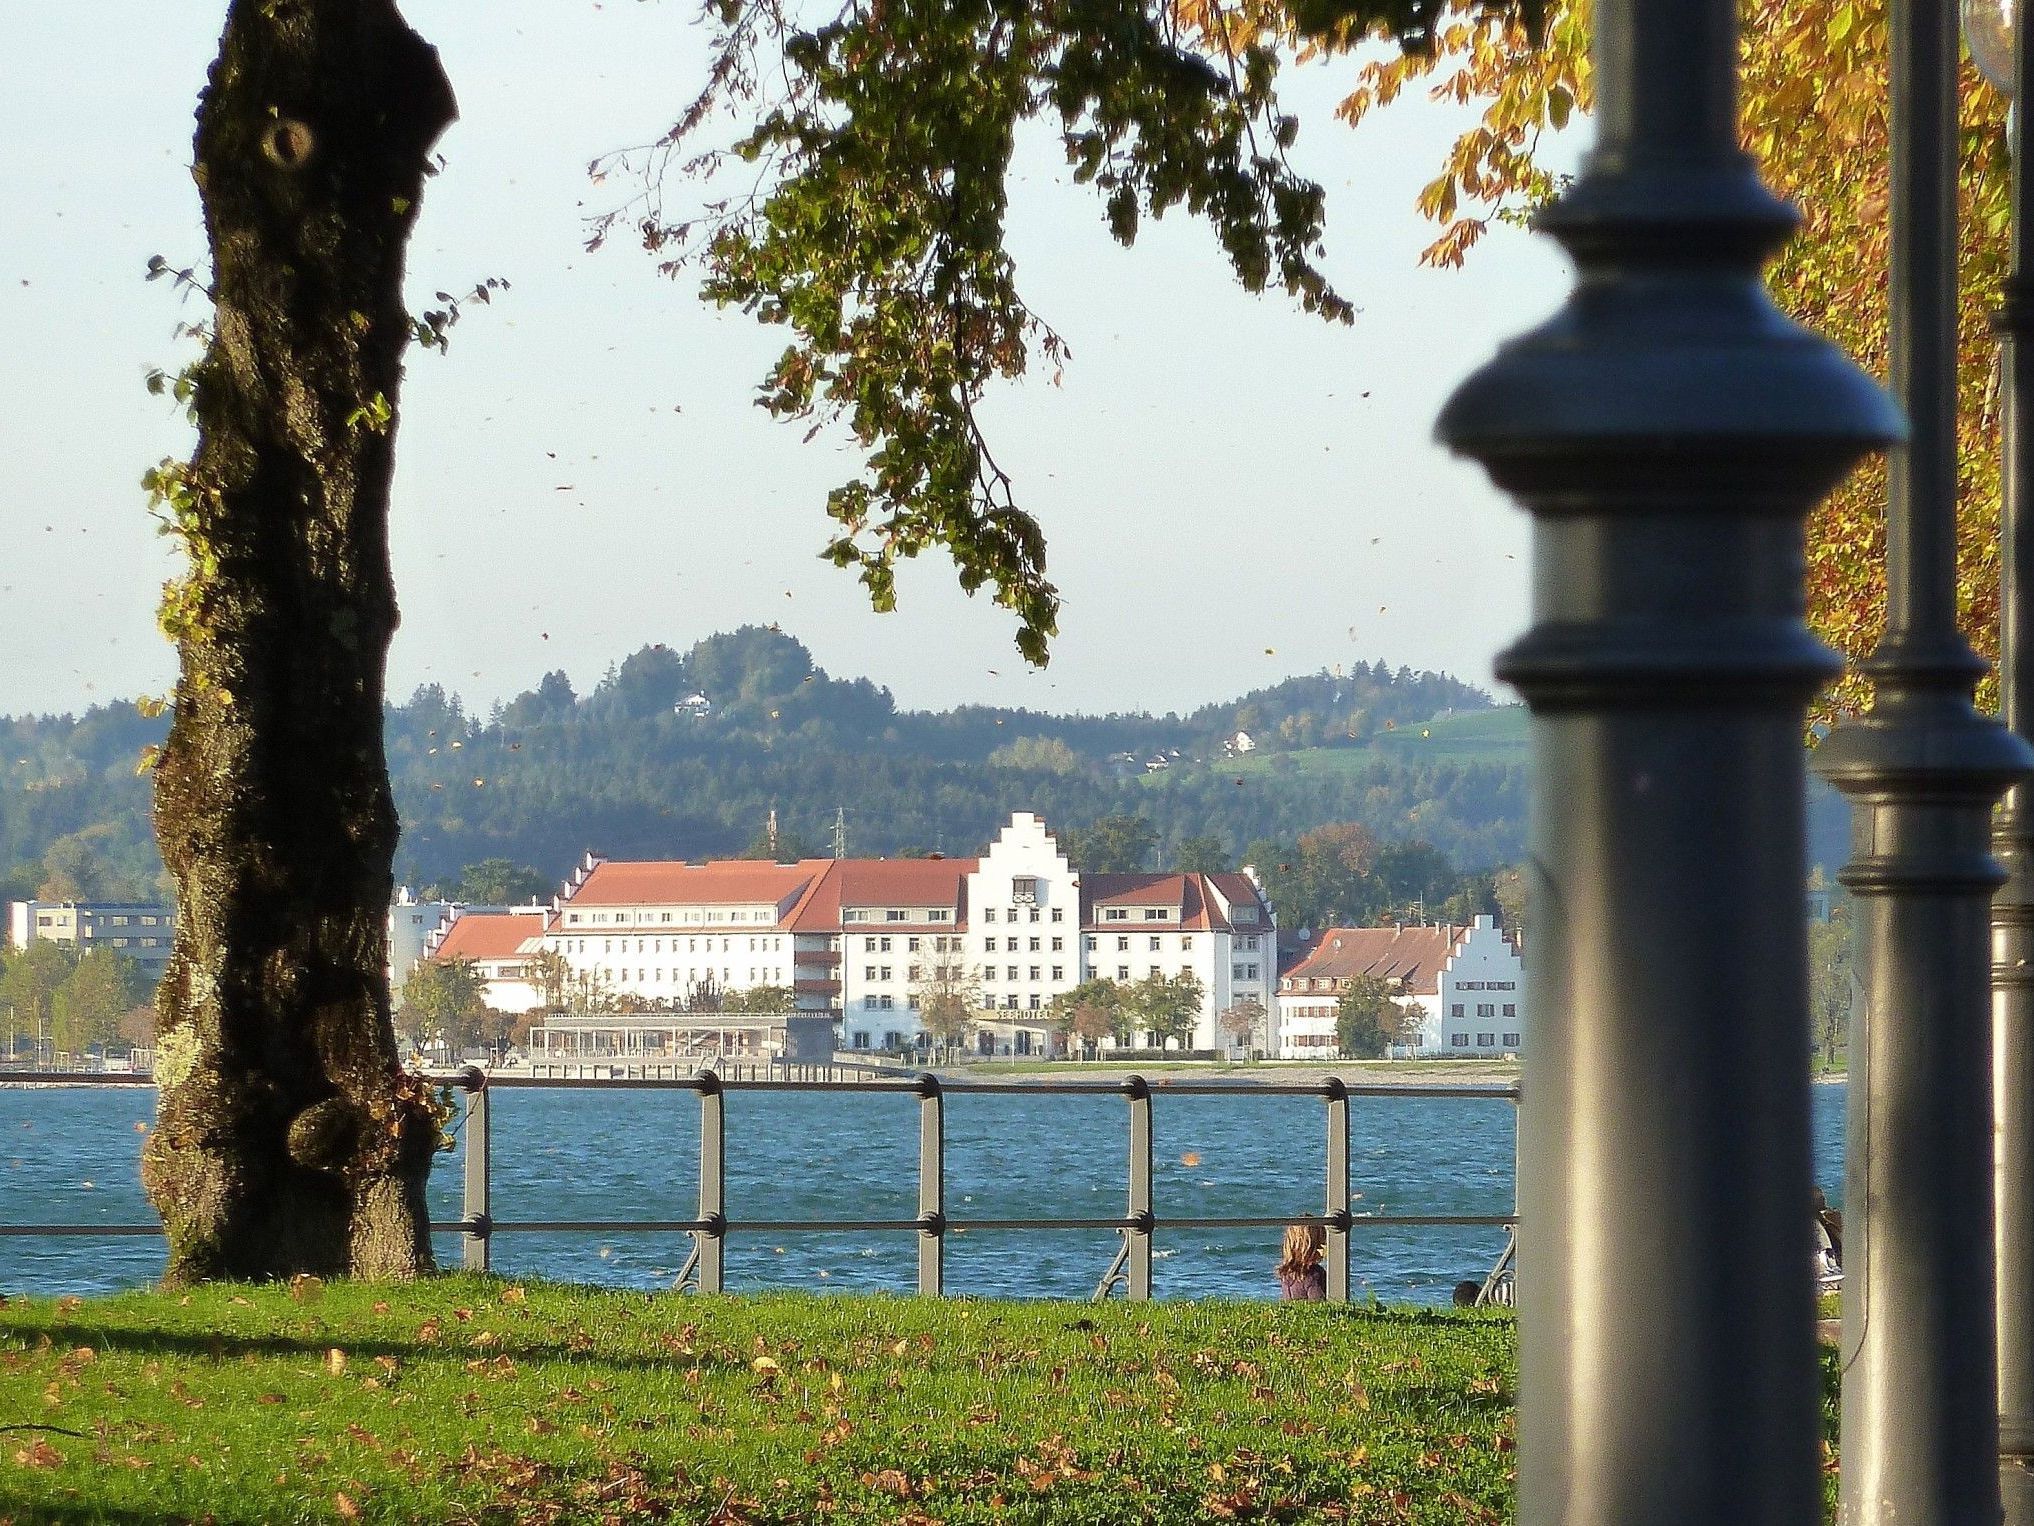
[439,812,1277,1055]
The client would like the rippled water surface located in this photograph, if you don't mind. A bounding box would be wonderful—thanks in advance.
[0,1080,1848,1304]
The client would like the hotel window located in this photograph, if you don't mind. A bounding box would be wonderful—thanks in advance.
[887,910,908,922]
[1006,937,1019,952]
[1051,908,1063,923]
[1477,1003,1496,1018]
[908,937,921,952]
[1105,909,1128,921]
[1451,1003,1464,1018]
[879,995,895,1010]
[1029,937,1041,952]
[1245,965,1259,980]
[1478,1033,1496,1047]
[1503,1033,1520,1046]
[1117,965,1130,980]
[1029,908,1041,923]
[1004,994,1019,1010]
[1149,936,1161,952]
[1028,994,1041,1010]
[1233,965,1245,981]
[880,967,892,981]
[1007,966,1018,980]
[1012,875,1038,902]
[984,938,996,953]
[880,937,893,952]
[908,965,922,982]
[985,908,997,922]
[865,937,877,952]
[1052,966,1064,981]
[1503,1003,1517,1017]
[1051,937,1063,952]
[1452,1034,1470,1048]
[1029,966,1040,980]
[981,995,996,1010]
[1117,936,1130,952]
[1180,936,1193,951]
[1085,937,1097,952]
[865,966,877,980]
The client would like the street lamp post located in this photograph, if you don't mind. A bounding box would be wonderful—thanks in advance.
[1815,2,2033,1521]
[1969,3,2034,1519]
[1437,1,1899,1520]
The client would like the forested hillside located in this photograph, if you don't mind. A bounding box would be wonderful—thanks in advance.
[1,627,1521,902]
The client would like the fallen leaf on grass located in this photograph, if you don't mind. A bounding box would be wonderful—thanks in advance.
[501,1285,528,1305]
[335,1490,360,1519]
[14,1440,62,1468]
[325,1348,348,1376]
[288,1274,324,1304]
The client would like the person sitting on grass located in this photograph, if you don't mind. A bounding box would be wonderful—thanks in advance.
[1277,1222,1326,1301]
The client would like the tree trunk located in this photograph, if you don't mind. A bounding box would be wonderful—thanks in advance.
[142,0,456,1282]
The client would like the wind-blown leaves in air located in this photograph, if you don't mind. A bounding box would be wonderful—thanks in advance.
[1326,0,2010,725]
[591,0,1364,666]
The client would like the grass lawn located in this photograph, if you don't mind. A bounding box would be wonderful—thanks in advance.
[0,1278,1522,1524]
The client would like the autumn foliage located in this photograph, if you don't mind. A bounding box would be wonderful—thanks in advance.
[1325,0,2010,722]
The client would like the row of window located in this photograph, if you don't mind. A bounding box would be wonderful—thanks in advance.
[864,935,960,953]
[863,964,964,983]
[1450,1033,1522,1048]
[567,908,774,926]
[982,906,1064,923]
[1100,907,1171,922]
[982,965,1068,984]
[1449,1003,1518,1019]
[842,908,953,923]
[562,936,786,956]
[985,935,1068,953]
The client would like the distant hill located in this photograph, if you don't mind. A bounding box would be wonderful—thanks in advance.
[0,627,1523,899]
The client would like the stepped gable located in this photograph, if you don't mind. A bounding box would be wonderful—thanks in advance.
[431,911,544,962]
[1283,924,1469,997]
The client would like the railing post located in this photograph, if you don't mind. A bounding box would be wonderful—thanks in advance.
[460,1066,490,1273]
[1436,0,1900,1518]
[695,1070,725,1293]
[916,1072,944,1297]
[1124,1075,1152,1301]
[1324,1078,1350,1302]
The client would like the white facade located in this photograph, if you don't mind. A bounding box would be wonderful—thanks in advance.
[1430,917,1524,1055]
[965,812,1080,1033]
[387,891,458,996]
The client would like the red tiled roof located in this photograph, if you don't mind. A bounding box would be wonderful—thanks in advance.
[836,858,977,906]
[567,859,823,909]
[1279,925,1469,997]
[432,912,544,963]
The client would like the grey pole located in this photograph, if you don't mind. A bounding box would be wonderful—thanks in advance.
[1817,2,2032,1520]
[1436,1,1899,1521]
[1999,8,2034,1517]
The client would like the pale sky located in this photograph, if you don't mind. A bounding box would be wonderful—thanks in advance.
[0,1,1581,721]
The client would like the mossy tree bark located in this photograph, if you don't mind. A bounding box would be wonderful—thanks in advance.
[142,0,456,1282]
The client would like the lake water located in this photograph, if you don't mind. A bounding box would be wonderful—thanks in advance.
[0,1081,1850,1305]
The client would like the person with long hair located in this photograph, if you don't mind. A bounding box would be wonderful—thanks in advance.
[1277,1221,1327,1301]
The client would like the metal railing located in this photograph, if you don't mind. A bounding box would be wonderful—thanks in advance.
[0,1069,1519,1302]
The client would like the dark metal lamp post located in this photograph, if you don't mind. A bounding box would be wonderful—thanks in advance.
[1438,1,1900,1519]
[1968,4,2034,1521]
[1815,0,2033,1521]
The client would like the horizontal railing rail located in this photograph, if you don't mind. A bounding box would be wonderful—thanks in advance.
[0,1068,1519,1302]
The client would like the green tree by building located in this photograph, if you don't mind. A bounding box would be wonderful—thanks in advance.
[1335,976,1419,1060]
